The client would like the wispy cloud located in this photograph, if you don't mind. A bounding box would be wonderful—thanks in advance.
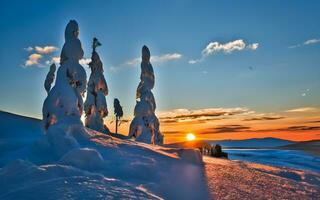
[189,39,259,64]
[151,53,182,63]
[283,125,320,131]
[158,107,250,123]
[243,116,285,121]
[258,125,320,132]
[289,38,320,48]
[111,52,182,72]
[200,124,251,134]
[307,120,320,124]
[125,53,182,66]
[124,58,140,66]
[285,107,318,113]
[304,38,320,45]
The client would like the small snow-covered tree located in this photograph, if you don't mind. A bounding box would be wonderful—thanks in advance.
[42,20,86,130]
[114,98,123,134]
[84,37,109,133]
[128,45,164,144]
[44,63,56,94]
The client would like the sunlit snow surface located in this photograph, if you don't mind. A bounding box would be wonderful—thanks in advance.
[204,157,320,199]
[0,111,208,199]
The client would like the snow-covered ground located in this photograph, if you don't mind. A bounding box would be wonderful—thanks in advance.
[204,156,320,200]
[1,111,320,199]
[0,111,208,199]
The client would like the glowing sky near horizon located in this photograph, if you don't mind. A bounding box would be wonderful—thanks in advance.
[0,0,319,143]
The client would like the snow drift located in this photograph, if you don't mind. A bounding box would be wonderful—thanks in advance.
[0,111,208,199]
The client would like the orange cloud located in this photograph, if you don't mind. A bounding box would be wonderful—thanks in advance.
[286,107,318,113]
[24,53,42,66]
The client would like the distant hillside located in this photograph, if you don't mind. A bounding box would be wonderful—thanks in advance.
[167,138,295,149]
[207,138,295,148]
[280,140,320,156]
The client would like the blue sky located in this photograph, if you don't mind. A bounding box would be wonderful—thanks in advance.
[0,0,320,124]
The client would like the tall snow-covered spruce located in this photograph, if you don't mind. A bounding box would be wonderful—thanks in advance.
[129,45,164,144]
[84,38,109,133]
[42,20,86,130]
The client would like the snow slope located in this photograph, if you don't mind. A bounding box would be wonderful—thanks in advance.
[0,111,42,139]
[0,111,209,199]
[0,111,43,166]
[204,156,320,200]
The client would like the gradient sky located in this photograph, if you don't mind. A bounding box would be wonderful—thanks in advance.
[1,0,320,143]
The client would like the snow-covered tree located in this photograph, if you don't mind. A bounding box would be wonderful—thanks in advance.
[114,98,123,134]
[84,37,109,133]
[42,20,87,130]
[129,45,164,144]
[44,63,56,94]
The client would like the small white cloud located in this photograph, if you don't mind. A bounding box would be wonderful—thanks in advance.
[35,46,59,54]
[43,57,60,66]
[247,43,259,50]
[24,47,33,52]
[286,107,318,113]
[79,58,91,65]
[189,39,258,64]
[46,57,90,65]
[52,56,60,64]
[24,53,42,67]
[188,59,202,64]
[202,40,246,56]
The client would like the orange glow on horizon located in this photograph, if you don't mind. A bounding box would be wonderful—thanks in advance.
[103,107,320,144]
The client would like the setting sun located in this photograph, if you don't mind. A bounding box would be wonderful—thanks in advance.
[186,133,196,141]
